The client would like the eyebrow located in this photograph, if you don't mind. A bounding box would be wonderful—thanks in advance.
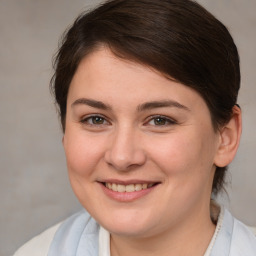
[137,100,190,112]
[71,98,190,112]
[71,98,112,110]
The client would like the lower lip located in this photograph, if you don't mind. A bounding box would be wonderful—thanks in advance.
[99,183,158,202]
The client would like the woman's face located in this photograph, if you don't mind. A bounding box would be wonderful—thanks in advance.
[63,47,221,238]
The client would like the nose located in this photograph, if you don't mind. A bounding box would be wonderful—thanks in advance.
[104,126,147,171]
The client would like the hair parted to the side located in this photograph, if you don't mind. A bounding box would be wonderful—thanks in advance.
[50,0,240,196]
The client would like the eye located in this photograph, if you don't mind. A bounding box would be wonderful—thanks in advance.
[146,115,176,126]
[80,115,109,126]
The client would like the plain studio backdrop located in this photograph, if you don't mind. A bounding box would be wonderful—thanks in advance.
[0,0,255,255]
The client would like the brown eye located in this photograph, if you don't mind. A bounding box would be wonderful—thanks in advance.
[154,117,167,125]
[91,116,105,124]
[146,115,177,127]
[81,115,109,126]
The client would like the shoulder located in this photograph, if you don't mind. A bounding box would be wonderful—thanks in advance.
[48,209,99,255]
[14,209,98,256]
[211,207,256,256]
[248,226,256,236]
[13,222,62,256]
[230,214,256,255]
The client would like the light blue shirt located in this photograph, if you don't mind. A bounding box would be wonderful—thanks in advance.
[47,207,256,256]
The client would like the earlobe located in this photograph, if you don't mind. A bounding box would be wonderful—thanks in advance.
[214,105,242,167]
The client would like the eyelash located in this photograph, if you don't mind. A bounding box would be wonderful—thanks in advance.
[80,115,110,126]
[80,114,177,128]
[145,115,177,127]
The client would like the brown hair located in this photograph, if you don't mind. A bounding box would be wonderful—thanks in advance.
[50,0,240,195]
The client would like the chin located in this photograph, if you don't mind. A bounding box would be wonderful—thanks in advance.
[104,222,152,238]
[95,208,158,237]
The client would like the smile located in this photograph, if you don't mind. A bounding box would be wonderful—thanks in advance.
[104,183,155,192]
[100,181,160,202]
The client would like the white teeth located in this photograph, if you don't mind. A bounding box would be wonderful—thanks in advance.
[105,183,155,192]
[125,184,135,192]
[112,183,117,191]
[117,184,126,192]
[135,184,142,191]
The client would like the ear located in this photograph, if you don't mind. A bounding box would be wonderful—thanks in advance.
[214,105,242,167]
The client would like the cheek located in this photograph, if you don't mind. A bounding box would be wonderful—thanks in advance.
[149,132,216,210]
[148,133,196,167]
[63,131,106,177]
[147,130,216,179]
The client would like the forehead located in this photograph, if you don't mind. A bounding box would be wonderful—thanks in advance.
[68,48,208,113]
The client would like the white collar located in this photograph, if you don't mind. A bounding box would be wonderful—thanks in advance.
[99,225,111,256]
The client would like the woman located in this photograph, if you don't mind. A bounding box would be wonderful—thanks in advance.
[14,0,256,255]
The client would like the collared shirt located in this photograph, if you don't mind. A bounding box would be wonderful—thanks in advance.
[14,207,256,256]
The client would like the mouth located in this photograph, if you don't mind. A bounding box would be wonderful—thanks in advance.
[103,182,159,193]
[99,180,160,202]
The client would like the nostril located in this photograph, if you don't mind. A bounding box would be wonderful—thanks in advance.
[104,147,147,171]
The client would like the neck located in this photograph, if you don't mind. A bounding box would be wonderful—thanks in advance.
[110,204,216,256]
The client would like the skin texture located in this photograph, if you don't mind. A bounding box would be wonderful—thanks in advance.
[63,47,241,256]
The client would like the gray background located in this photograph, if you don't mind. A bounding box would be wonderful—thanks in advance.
[0,0,255,255]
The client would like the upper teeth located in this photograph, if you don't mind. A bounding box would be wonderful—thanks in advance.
[105,183,154,192]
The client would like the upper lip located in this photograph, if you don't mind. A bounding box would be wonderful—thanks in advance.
[97,179,161,185]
